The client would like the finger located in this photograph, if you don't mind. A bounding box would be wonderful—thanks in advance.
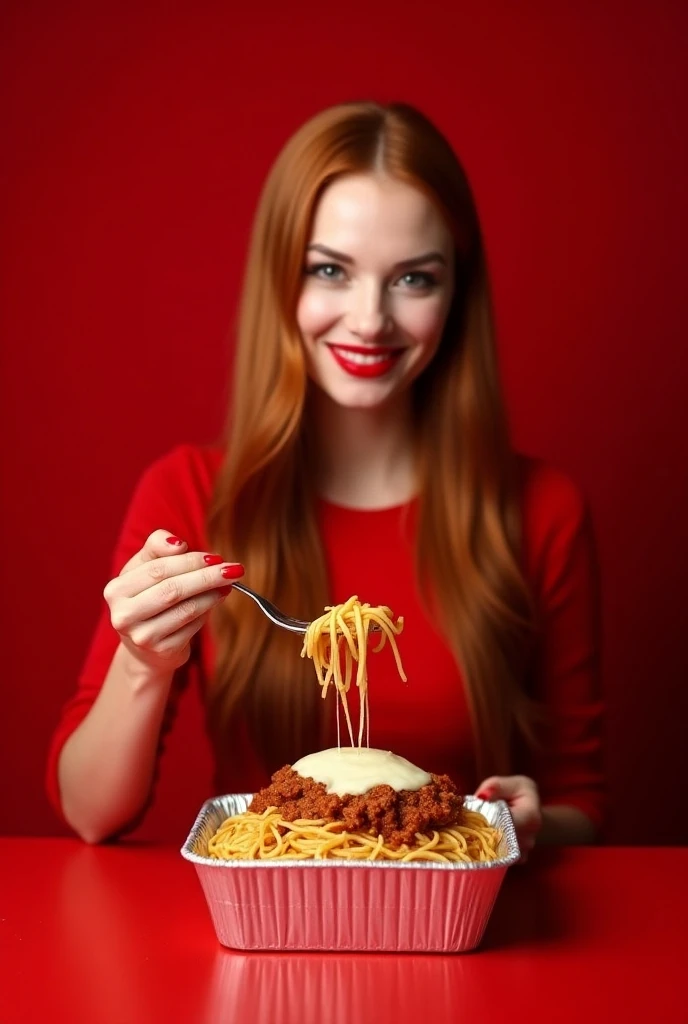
[108,550,243,602]
[127,587,227,649]
[111,561,243,632]
[119,530,189,575]
[475,776,537,802]
[475,776,505,801]
[125,603,214,665]
[115,550,220,598]
[155,615,210,655]
[476,777,541,828]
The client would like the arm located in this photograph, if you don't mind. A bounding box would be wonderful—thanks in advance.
[58,643,175,843]
[47,447,242,843]
[57,530,243,843]
[540,804,597,844]
[476,467,605,855]
[526,472,605,835]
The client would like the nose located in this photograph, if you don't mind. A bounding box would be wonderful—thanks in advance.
[345,282,393,341]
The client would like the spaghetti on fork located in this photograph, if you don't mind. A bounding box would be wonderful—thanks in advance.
[300,596,406,747]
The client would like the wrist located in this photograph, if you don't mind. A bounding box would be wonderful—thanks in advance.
[115,642,176,694]
[539,805,598,844]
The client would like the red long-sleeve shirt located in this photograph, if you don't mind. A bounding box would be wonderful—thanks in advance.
[46,444,604,830]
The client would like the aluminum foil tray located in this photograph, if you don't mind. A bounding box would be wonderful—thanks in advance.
[181,792,519,953]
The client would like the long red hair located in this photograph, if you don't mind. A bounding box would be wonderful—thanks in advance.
[207,102,537,778]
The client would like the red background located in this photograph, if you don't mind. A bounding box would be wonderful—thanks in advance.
[1,1,686,843]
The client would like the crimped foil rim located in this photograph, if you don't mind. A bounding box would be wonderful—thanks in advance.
[180,792,520,871]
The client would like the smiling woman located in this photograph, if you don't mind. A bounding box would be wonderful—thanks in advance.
[298,177,455,403]
[48,102,603,854]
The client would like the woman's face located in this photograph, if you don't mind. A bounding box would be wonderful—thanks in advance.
[297,173,455,410]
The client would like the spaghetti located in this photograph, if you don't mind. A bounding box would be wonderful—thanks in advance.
[208,806,502,863]
[301,596,406,747]
[208,597,502,865]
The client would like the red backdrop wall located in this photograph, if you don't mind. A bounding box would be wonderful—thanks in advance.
[2,1,686,843]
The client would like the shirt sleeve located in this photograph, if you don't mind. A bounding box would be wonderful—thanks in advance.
[44,446,209,829]
[519,464,606,831]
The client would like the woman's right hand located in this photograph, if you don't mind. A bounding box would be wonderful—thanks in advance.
[103,529,244,673]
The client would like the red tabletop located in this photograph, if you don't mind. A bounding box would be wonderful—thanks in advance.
[1,839,686,1024]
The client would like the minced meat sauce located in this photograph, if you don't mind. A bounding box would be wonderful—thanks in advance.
[248,765,464,848]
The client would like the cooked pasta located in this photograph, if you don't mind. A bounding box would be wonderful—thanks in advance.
[301,596,406,747]
[208,806,502,864]
[208,596,503,867]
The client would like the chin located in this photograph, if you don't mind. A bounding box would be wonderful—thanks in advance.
[308,360,421,412]
[319,381,405,411]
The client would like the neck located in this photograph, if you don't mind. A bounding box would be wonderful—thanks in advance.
[309,389,416,509]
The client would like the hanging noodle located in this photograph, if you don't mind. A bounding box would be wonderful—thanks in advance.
[300,596,406,747]
[207,595,503,865]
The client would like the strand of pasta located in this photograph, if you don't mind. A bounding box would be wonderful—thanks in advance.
[301,596,406,748]
[208,807,502,864]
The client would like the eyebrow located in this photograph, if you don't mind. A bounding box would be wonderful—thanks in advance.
[307,244,447,269]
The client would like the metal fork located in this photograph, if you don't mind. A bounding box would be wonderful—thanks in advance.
[230,582,379,634]
[230,582,311,634]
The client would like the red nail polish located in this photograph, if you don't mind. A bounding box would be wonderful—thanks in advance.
[218,586,233,597]
[220,563,245,579]
[166,536,183,546]
[204,554,224,566]
[477,788,496,801]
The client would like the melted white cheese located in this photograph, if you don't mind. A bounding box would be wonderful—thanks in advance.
[291,747,432,796]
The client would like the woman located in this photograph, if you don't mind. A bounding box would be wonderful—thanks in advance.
[47,101,604,854]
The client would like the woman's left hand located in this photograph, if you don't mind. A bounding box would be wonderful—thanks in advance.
[474,775,542,862]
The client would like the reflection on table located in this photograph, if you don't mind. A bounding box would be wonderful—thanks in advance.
[0,840,686,1024]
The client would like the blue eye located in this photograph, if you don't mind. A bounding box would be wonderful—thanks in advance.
[398,271,436,290]
[306,262,346,282]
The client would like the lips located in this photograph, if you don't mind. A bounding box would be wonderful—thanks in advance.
[327,344,405,379]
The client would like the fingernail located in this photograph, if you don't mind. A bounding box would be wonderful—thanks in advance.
[477,788,497,801]
[166,536,184,546]
[218,586,233,597]
[221,563,245,579]
[204,554,225,566]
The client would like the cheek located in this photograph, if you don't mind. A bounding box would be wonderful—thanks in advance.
[399,299,450,350]
[296,287,343,340]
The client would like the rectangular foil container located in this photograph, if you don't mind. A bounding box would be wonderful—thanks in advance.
[181,793,519,953]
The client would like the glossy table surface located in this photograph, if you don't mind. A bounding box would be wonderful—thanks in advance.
[1,839,686,1023]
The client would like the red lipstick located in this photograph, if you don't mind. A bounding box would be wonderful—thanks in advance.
[327,344,404,379]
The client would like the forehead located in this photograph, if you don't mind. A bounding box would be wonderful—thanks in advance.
[309,173,452,256]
